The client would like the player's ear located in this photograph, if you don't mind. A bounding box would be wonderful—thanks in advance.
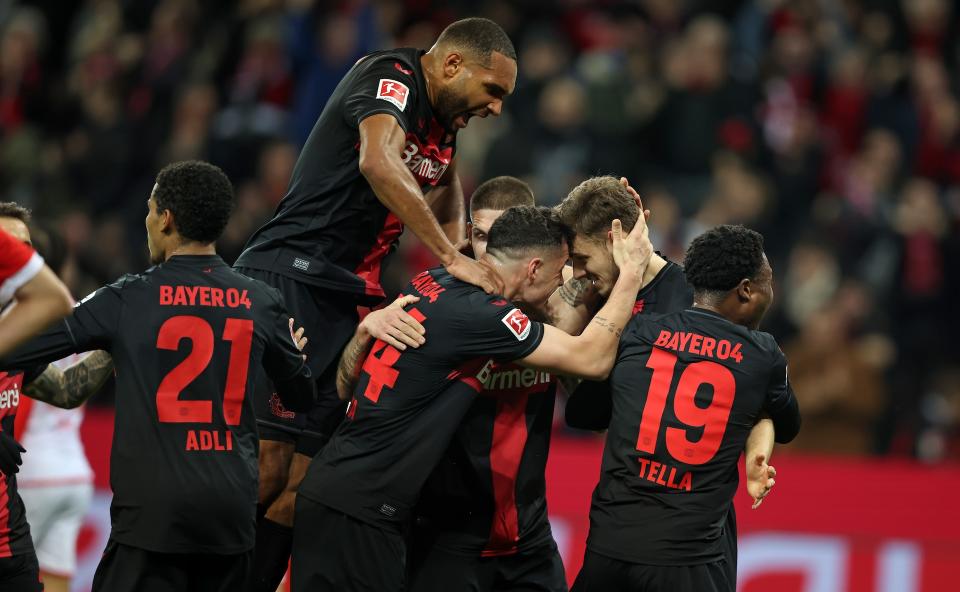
[527,257,542,283]
[443,51,464,77]
[160,208,174,235]
[737,278,752,303]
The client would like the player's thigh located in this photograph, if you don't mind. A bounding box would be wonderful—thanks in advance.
[291,497,404,592]
[570,550,635,592]
[19,486,57,544]
[34,483,93,576]
[0,552,43,592]
[408,546,487,592]
[651,561,730,592]
[91,540,188,592]
[497,542,568,592]
[188,550,252,592]
[258,438,296,503]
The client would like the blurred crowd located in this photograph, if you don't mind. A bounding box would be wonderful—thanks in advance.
[1,0,958,461]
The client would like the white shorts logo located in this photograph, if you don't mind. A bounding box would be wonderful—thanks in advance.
[501,308,532,341]
[377,79,409,111]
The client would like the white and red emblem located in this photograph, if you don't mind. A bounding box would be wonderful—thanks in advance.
[377,78,409,111]
[501,308,532,341]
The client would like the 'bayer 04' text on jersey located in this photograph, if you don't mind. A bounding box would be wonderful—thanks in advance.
[235,48,457,304]
[587,308,800,566]
[417,365,558,557]
[0,366,45,559]
[0,255,312,555]
[298,269,545,533]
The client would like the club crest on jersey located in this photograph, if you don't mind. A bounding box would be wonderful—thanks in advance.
[502,308,531,341]
[377,79,409,111]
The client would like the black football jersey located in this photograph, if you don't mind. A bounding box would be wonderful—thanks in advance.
[298,269,545,533]
[417,365,558,557]
[565,259,693,431]
[0,255,311,554]
[0,366,44,558]
[586,307,800,565]
[235,48,457,304]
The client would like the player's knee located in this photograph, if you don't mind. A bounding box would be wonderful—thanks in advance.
[266,490,298,526]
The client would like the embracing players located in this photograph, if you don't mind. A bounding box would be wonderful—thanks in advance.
[231,18,517,590]
[571,224,801,592]
[291,202,653,591]
[1,161,316,591]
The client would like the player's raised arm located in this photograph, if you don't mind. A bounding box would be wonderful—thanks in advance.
[518,217,652,379]
[359,115,502,295]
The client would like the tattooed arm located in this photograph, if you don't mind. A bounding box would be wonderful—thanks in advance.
[545,273,598,336]
[336,295,426,401]
[336,327,374,402]
[23,350,114,409]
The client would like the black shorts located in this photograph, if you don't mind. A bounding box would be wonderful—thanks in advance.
[291,496,405,592]
[409,541,567,592]
[236,268,357,456]
[0,552,42,592]
[571,550,732,592]
[91,539,251,592]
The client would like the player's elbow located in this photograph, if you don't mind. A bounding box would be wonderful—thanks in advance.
[580,357,613,381]
[358,149,390,184]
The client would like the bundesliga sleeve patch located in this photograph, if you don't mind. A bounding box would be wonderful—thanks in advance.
[377,79,410,111]
[501,308,532,341]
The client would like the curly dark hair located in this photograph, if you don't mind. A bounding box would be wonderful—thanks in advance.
[436,18,517,64]
[154,161,234,244]
[486,206,572,260]
[470,176,535,213]
[0,201,31,223]
[683,225,765,293]
[556,176,639,241]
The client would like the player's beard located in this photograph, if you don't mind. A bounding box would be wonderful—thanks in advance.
[434,85,471,130]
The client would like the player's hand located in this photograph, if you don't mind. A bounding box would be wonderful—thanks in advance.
[0,431,25,476]
[289,318,309,362]
[746,454,776,509]
[619,177,651,223]
[446,252,504,295]
[609,213,653,283]
[360,295,426,351]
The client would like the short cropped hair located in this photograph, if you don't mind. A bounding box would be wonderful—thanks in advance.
[0,202,31,223]
[470,176,535,214]
[683,225,765,293]
[486,206,571,260]
[556,176,639,241]
[154,161,235,244]
[436,18,517,64]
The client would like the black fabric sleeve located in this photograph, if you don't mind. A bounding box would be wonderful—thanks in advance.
[764,347,801,444]
[565,378,613,431]
[343,55,417,130]
[261,291,315,413]
[0,280,124,370]
[454,299,545,362]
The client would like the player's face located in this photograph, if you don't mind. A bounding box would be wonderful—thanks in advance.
[437,51,516,130]
[469,208,506,260]
[746,255,774,329]
[569,235,618,299]
[517,244,568,313]
[145,189,165,264]
[0,217,31,246]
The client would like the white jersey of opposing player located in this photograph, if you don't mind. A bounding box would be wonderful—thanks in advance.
[17,353,94,487]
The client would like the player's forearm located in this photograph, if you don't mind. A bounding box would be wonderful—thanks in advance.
[361,156,459,266]
[547,278,593,335]
[745,416,775,464]
[336,326,374,401]
[24,350,113,409]
[425,176,465,244]
[573,272,641,379]
[0,269,72,359]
